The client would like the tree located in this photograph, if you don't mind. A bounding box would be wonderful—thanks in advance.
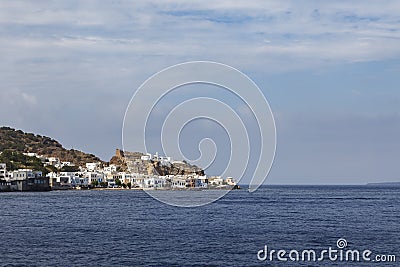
[122,183,127,189]
[46,165,58,174]
[91,180,99,187]
[0,150,48,174]
[126,182,132,189]
[60,165,80,172]
[115,178,122,187]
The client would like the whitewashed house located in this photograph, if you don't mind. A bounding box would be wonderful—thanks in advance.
[61,162,74,167]
[195,175,208,188]
[84,171,104,184]
[104,164,117,173]
[111,172,133,185]
[140,153,152,161]
[8,169,42,181]
[171,175,187,189]
[143,175,165,189]
[23,152,38,157]
[0,163,6,179]
[86,162,100,171]
[208,176,223,186]
[131,173,145,188]
[226,177,237,186]
[46,157,60,166]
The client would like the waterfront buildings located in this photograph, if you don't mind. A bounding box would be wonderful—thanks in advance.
[0,165,50,191]
[0,151,237,191]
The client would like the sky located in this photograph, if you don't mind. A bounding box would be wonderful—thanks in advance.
[0,0,399,185]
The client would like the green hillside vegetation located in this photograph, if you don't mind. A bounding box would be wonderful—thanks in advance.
[0,150,54,174]
[0,126,104,169]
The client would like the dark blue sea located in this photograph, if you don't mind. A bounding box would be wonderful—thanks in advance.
[1,186,399,266]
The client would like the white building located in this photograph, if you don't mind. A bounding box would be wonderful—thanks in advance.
[111,172,133,185]
[208,176,223,186]
[59,171,80,177]
[130,173,146,188]
[104,164,117,173]
[83,171,104,184]
[23,152,38,157]
[143,175,165,189]
[61,162,74,167]
[159,156,172,166]
[140,153,152,161]
[58,175,87,186]
[141,153,172,165]
[49,172,88,186]
[46,157,60,166]
[8,169,42,181]
[171,175,187,189]
[226,177,237,186]
[74,177,89,186]
[86,162,100,171]
[46,172,59,187]
[0,163,7,180]
[195,175,208,188]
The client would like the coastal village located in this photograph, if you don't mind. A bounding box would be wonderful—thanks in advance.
[0,149,238,192]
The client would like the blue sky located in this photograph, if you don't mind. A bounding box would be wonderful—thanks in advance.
[0,1,399,184]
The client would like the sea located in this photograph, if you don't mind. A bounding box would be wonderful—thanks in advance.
[1,185,399,266]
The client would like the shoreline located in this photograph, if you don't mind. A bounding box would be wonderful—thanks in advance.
[0,185,241,193]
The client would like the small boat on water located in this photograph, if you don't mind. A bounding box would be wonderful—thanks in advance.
[75,185,90,190]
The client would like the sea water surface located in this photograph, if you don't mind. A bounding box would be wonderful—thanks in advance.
[1,185,399,266]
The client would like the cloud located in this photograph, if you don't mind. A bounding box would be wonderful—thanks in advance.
[20,92,37,106]
[0,1,399,183]
[0,89,37,107]
[0,0,399,73]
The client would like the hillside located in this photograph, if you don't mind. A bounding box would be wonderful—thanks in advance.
[0,126,103,167]
[0,126,205,176]
[123,151,204,176]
